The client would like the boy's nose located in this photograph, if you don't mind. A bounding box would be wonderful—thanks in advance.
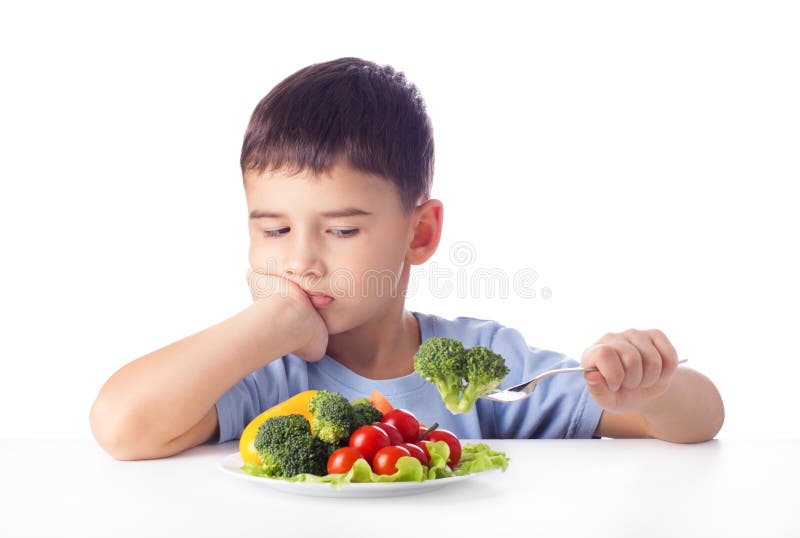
[284,266,323,282]
[279,229,326,283]
[282,253,325,286]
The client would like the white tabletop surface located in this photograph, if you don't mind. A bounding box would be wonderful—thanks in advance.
[1,438,797,538]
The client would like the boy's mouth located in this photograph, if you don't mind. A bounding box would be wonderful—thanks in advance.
[303,288,327,297]
[304,288,334,307]
[308,294,334,307]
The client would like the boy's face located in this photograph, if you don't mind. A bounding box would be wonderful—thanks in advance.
[244,160,418,334]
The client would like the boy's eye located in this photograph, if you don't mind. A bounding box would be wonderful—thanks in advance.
[263,227,290,238]
[262,228,359,238]
[330,228,359,238]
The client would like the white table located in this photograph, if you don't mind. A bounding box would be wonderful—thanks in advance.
[1,438,797,538]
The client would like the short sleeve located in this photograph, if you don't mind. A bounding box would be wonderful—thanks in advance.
[214,357,303,443]
[480,324,604,439]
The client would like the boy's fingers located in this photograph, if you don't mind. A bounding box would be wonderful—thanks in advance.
[647,329,680,379]
[585,370,605,385]
[621,329,663,389]
[610,336,644,390]
[583,364,616,409]
[246,268,281,300]
[593,333,642,391]
[582,344,625,392]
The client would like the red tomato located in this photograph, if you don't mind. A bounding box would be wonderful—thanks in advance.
[415,439,431,452]
[372,445,411,475]
[349,425,390,465]
[424,429,462,467]
[399,442,429,466]
[373,422,404,445]
[380,409,420,443]
[327,447,363,474]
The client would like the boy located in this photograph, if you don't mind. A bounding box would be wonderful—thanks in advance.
[90,57,724,460]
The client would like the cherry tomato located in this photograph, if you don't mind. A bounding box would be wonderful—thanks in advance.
[424,429,462,467]
[373,422,404,445]
[380,409,420,443]
[327,447,363,474]
[419,424,444,441]
[399,442,429,466]
[349,425,390,465]
[415,440,433,459]
[372,445,411,475]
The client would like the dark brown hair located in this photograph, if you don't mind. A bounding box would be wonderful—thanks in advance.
[240,57,434,214]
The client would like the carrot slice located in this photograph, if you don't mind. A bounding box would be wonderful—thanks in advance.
[370,389,394,415]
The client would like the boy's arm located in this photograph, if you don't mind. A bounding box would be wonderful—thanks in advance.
[593,367,725,442]
[89,296,309,460]
[582,329,725,443]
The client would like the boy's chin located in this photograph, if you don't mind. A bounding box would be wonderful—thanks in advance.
[318,307,368,336]
[314,307,340,332]
[319,314,351,336]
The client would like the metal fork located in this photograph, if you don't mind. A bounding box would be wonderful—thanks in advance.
[480,358,689,403]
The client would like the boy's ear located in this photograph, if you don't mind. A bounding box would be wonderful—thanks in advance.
[406,199,443,265]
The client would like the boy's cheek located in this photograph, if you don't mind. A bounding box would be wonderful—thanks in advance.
[248,247,280,275]
[247,245,263,271]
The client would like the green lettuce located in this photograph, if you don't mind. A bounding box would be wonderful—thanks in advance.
[454,442,510,475]
[424,440,454,479]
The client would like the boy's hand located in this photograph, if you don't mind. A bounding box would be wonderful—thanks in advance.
[246,268,329,362]
[580,329,680,413]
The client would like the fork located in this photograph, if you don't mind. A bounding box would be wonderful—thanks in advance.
[480,358,689,403]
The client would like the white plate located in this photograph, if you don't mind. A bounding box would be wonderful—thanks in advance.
[218,452,486,498]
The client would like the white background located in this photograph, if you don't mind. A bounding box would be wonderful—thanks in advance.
[1,1,797,440]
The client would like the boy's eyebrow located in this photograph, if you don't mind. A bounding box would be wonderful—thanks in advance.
[249,207,374,219]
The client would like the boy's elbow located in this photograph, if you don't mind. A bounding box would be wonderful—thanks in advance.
[696,374,725,442]
[684,379,726,443]
[90,394,156,461]
[707,386,726,440]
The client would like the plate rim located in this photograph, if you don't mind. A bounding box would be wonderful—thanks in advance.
[218,451,485,494]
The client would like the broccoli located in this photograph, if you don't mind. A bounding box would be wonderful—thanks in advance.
[413,337,467,412]
[253,414,327,477]
[459,345,510,412]
[413,337,509,414]
[350,397,383,431]
[308,390,355,444]
[279,434,329,477]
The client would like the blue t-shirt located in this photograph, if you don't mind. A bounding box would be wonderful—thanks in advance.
[214,311,604,443]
